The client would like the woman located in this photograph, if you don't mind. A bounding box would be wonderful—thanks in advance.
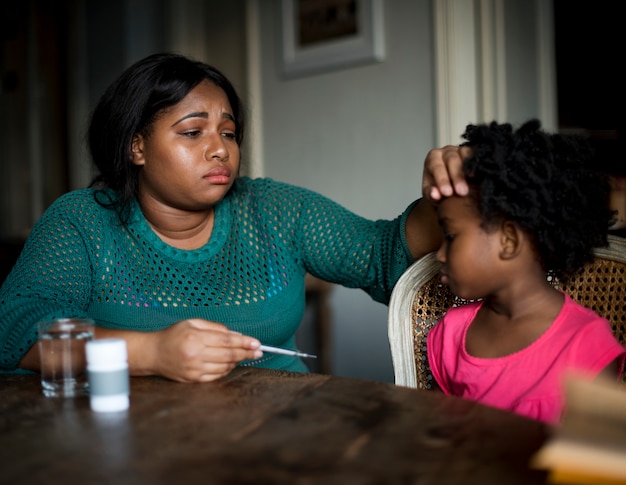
[0,53,447,383]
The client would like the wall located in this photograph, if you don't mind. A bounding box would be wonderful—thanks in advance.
[503,0,542,127]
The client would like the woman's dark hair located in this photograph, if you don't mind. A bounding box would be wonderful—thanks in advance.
[460,119,612,280]
[88,52,246,219]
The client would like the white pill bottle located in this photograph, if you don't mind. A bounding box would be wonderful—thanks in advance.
[86,338,130,412]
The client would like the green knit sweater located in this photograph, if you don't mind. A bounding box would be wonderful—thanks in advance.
[0,177,416,372]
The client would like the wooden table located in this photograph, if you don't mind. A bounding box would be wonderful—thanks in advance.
[0,367,549,484]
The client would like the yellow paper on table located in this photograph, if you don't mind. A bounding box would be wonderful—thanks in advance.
[549,470,626,485]
[530,375,626,484]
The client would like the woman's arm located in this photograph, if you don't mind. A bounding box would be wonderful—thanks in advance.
[19,319,263,383]
[404,198,441,261]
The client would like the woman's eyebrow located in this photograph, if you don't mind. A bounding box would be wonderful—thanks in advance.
[172,112,208,127]
[172,111,235,127]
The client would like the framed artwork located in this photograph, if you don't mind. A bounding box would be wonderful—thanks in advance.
[281,0,385,78]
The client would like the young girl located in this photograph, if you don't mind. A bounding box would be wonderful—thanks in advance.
[427,120,626,424]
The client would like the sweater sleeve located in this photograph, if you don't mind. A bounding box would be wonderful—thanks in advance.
[249,178,418,304]
[0,193,93,370]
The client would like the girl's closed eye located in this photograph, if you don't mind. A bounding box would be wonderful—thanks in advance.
[221,131,236,140]
[440,225,454,241]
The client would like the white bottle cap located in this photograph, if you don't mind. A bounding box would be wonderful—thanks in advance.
[86,338,128,370]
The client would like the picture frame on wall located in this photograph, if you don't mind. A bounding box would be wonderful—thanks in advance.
[281,0,385,78]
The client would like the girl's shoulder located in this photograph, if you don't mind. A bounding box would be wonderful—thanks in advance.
[560,293,608,325]
[435,301,483,335]
[444,300,483,319]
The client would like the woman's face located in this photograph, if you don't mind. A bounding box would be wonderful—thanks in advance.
[131,80,240,211]
[435,196,503,300]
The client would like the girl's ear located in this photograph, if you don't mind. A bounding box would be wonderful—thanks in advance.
[499,221,523,260]
[131,134,145,166]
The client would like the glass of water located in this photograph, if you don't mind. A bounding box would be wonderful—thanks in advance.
[37,318,95,397]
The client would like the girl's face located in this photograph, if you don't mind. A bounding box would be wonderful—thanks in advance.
[436,196,504,300]
[131,80,240,211]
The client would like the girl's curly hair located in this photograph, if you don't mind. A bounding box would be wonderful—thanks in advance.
[461,119,612,280]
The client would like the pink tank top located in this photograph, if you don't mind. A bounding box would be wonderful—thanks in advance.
[427,294,626,423]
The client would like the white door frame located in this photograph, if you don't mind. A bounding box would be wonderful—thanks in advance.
[433,0,556,145]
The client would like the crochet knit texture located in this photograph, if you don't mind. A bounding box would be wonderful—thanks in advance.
[0,177,416,372]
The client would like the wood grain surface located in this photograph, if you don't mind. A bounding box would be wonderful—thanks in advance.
[0,367,549,484]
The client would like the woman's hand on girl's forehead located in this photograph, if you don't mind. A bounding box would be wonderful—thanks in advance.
[422,146,471,201]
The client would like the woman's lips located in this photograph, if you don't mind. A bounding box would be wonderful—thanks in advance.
[204,167,231,185]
